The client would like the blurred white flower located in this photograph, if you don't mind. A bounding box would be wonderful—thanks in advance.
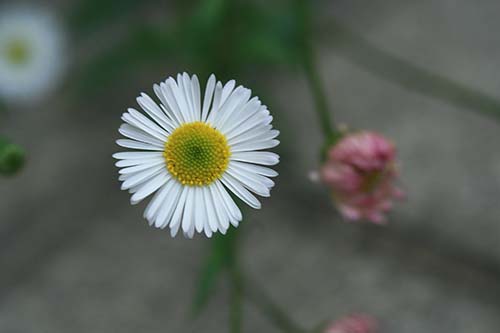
[114,73,280,238]
[0,6,65,103]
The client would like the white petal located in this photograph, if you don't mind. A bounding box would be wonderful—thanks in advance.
[186,219,196,239]
[204,225,213,238]
[126,108,169,140]
[228,125,278,146]
[116,139,163,151]
[113,152,163,160]
[230,161,278,177]
[172,74,192,123]
[220,97,262,135]
[119,124,165,146]
[206,82,223,124]
[230,151,279,166]
[221,174,261,209]
[194,187,206,233]
[191,74,202,121]
[201,74,216,122]
[144,179,173,221]
[131,172,169,204]
[155,181,183,228]
[164,78,187,124]
[213,87,250,129]
[225,109,270,140]
[209,183,230,229]
[220,80,236,108]
[115,157,164,168]
[181,187,195,233]
[180,73,195,122]
[121,165,165,190]
[204,186,223,233]
[214,180,242,223]
[155,82,182,126]
[215,180,242,221]
[231,139,280,153]
[137,93,174,132]
[229,162,275,187]
[169,186,189,230]
[226,165,270,197]
[170,220,181,237]
[119,160,164,174]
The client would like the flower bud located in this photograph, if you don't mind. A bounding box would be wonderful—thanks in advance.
[317,131,404,224]
[324,314,379,333]
[0,139,25,175]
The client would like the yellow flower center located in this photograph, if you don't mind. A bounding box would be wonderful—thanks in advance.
[164,122,230,186]
[4,39,31,65]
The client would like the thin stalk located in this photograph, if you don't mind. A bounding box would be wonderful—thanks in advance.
[296,0,337,141]
[303,52,336,139]
[244,278,305,333]
[229,265,243,333]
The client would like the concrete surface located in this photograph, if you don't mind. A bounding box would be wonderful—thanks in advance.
[1,0,500,332]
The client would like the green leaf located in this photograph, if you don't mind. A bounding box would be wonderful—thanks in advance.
[0,137,25,176]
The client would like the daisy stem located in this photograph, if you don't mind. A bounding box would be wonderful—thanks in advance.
[244,278,306,333]
[229,264,243,333]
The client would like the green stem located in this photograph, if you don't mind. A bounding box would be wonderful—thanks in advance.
[229,265,243,333]
[323,20,500,122]
[244,279,305,333]
[0,99,5,114]
[296,0,337,142]
[225,226,243,333]
[303,53,336,140]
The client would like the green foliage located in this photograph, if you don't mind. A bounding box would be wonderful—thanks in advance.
[0,138,25,176]
[177,0,302,73]
[73,0,304,97]
[69,0,156,37]
[232,3,301,67]
[74,25,173,96]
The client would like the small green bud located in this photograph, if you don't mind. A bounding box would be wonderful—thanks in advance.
[0,139,25,176]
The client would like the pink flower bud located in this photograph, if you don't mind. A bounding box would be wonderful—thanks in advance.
[318,131,404,224]
[324,314,379,333]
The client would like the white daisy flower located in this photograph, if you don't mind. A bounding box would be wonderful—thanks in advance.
[114,73,280,238]
[0,6,65,103]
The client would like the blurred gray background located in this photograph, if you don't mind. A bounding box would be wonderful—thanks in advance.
[1,0,500,332]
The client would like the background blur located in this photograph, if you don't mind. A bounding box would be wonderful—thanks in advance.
[1,0,500,332]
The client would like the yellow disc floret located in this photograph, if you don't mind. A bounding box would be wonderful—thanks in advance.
[164,122,231,186]
[5,39,31,65]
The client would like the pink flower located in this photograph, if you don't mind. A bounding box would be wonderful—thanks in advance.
[318,131,404,224]
[324,314,379,333]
